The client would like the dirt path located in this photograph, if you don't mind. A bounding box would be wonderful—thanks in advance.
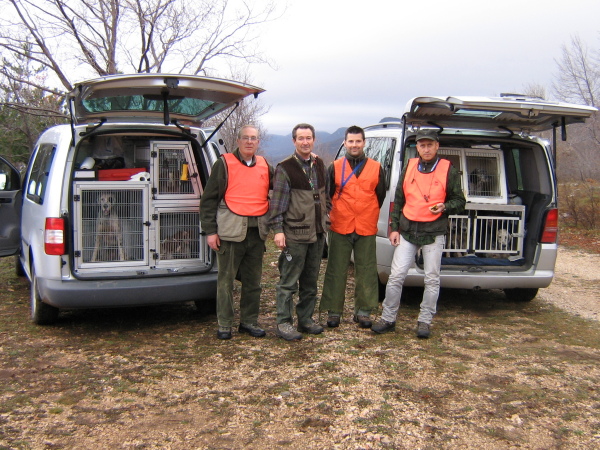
[538,247,600,321]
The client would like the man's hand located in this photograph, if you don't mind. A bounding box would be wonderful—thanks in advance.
[429,203,445,214]
[207,234,220,251]
[389,231,400,247]
[274,232,286,250]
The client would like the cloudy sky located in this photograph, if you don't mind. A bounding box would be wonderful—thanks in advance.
[247,0,600,135]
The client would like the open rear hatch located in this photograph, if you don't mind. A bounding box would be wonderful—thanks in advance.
[404,95,596,133]
[68,74,264,127]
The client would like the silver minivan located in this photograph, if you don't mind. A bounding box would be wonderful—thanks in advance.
[337,95,596,301]
[0,74,263,324]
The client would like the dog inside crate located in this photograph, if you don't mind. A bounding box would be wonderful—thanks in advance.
[466,153,500,197]
[158,149,194,194]
[82,189,145,263]
[159,212,199,260]
[473,214,519,258]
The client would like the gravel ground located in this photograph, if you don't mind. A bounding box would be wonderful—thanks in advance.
[538,247,600,321]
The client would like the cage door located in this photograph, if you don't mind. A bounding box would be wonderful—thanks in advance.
[153,208,211,268]
[150,141,201,199]
[73,182,150,270]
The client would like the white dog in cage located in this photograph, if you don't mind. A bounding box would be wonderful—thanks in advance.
[486,227,512,259]
[91,192,125,262]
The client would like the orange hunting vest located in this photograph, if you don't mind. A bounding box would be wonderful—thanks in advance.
[222,153,269,216]
[403,158,450,222]
[330,157,380,235]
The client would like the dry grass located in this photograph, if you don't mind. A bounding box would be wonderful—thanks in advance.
[1,240,600,449]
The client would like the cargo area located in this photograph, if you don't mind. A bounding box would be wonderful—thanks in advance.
[71,135,211,276]
[403,138,554,269]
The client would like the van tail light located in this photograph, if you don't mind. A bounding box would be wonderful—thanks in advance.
[45,218,66,255]
[540,208,559,244]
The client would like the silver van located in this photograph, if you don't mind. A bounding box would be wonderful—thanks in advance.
[0,74,263,324]
[338,95,596,301]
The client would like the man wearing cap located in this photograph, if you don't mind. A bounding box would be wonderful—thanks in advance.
[371,130,465,338]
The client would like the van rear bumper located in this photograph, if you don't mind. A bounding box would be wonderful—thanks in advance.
[36,272,218,309]
[377,267,554,290]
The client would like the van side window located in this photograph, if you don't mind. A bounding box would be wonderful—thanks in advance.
[27,144,56,204]
[364,137,396,189]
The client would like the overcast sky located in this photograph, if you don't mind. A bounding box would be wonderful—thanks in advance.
[247,0,600,136]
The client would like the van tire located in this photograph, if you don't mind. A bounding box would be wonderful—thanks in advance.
[30,266,59,325]
[14,255,26,277]
[195,298,217,316]
[504,288,538,302]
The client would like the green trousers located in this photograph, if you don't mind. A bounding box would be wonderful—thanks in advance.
[319,231,379,316]
[276,235,325,326]
[216,227,265,327]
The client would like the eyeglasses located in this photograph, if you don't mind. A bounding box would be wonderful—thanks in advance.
[240,136,259,142]
[283,248,292,261]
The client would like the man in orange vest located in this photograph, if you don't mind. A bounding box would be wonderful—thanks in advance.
[200,125,273,340]
[372,130,465,338]
[320,125,386,329]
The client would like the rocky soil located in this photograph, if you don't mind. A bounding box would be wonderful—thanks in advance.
[0,242,599,449]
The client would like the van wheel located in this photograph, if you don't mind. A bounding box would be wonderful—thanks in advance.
[14,255,26,277]
[30,267,59,325]
[378,279,386,301]
[504,288,538,302]
[195,298,217,316]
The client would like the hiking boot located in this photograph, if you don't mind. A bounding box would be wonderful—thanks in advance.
[326,314,340,328]
[298,321,324,335]
[353,314,372,329]
[239,323,266,338]
[217,326,232,340]
[371,319,396,334]
[276,322,302,341]
[416,321,431,339]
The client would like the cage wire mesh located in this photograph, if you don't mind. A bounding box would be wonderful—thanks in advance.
[473,215,521,256]
[81,189,145,263]
[466,152,501,197]
[158,211,200,260]
[158,147,194,195]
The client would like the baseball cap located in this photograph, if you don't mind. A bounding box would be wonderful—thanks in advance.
[415,130,439,142]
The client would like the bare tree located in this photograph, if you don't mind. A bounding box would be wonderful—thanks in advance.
[203,69,270,153]
[0,0,277,94]
[553,35,600,107]
[522,82,547,100]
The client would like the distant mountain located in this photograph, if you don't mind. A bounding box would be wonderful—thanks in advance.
[259,127,346,165]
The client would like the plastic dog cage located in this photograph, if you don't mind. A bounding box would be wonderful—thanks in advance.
[438,147,507,204]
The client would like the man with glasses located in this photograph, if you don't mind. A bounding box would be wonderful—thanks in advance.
[269,123,329,340]
[200,125,273,340]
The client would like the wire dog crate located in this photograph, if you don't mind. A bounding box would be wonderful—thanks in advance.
[149,141,201,199]
[155,209,205,263]
[444,204,525,259]
[73,182,150,270]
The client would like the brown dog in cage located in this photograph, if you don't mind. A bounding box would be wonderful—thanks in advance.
[160,229,192,260]
[91,193,125,262]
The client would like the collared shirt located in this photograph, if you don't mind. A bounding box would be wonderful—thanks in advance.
[390,156,465,245]
[200,148,274,236]
[269,151,328,234]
